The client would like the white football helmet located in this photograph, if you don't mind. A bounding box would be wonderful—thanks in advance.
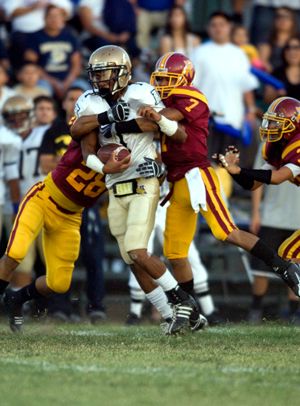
[2,96,34,134]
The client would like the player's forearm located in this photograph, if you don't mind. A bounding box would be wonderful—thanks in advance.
[71,115,99,140]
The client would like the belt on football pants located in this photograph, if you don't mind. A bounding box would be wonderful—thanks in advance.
[112,179,138,197]
[48,196,78,214]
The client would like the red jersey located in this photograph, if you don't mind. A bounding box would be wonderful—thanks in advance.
[263,132,300,186]
[161,85,211,182]
[45,140,106,210]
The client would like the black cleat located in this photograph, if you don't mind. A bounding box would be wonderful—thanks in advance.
[125,313,141,326]
[166,296,199,335]
[279,262,300,297]
[190,313,208,332]
[3,290,24,333]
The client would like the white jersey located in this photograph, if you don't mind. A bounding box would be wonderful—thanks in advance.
[74,82,165,188]
[20,125,49,196]
[0,125,21,205]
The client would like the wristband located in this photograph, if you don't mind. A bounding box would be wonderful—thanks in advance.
[157,115,178,136]
[97,112,110,125]
[86,154,105,174]
[12,202,19,214]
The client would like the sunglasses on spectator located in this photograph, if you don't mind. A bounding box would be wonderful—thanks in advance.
[285,44,300,50]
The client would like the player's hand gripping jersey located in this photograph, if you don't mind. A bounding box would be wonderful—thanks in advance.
[74,82,164,188]
[161,85,211,182]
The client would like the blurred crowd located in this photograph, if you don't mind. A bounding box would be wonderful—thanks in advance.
[1,0,300,325]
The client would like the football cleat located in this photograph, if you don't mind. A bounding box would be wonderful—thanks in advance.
[166,296,200,335]
[3,290,24,333]
[190,313,208,332]
[125,313,141,326]
[279,262,300,297]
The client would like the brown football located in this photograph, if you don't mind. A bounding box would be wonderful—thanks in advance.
[97,143,130,163]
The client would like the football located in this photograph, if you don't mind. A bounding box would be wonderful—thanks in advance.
[97,143,130,163]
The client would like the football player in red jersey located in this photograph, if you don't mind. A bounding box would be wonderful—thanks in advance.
[217,96,300,265]
[136,53,300,299]
[0,103,131,332]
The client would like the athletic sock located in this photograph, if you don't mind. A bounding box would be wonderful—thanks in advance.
[146,286,172,320]
[250,239,289,273]
[196,290,215,316]
[130,300,143,318]
[11,281,45,305]
[179,279,194,295]
[251,294,263,310]
[155,270,177,292]
[0,279,9,295]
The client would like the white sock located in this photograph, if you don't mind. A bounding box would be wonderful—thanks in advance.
[155,270,177,292]
[130,301,143,318]
[198,293,215,316]
[146,286,173,320]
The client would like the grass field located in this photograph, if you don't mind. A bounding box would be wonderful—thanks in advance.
[0,321,299,406]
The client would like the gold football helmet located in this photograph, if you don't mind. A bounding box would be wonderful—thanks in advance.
[87,45,132,97]
[2,96,34,134]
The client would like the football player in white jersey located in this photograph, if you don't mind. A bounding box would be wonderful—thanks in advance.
[71,45,205,335]
[2,96,51,289]
[0,109,21,242]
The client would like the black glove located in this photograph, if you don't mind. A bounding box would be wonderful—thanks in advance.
[136,157,165,178]
[100,123,117,139]
[107,100,130,122]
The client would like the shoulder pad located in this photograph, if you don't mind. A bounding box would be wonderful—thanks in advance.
[124,82,164,110]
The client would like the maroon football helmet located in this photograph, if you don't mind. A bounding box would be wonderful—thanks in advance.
[150,52,195,99]
[260,96,300,142]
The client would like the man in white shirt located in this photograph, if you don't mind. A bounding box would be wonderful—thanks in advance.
[191,11,258,159]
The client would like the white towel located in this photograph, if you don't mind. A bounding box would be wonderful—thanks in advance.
[185,167,207,213]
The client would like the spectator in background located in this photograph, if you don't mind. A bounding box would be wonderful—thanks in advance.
[134,0,176,50]
[24,5,81,100]
[264,35,300,104]
[14,62,50,101]
[250,0,300,46]
[3,0,73,70]
[0,65,15,118]
[248,145,300,324]
[158,5,200,57]
[78,0,138,57]
[231,24,266,70]
[191,11,258,164]
[0,38,9,70]
[257,7,299,72]
[33,95,57,126]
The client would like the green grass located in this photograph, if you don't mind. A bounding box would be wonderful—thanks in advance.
[0,322,300,406]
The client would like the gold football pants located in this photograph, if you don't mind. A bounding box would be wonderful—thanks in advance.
[164,167,237,259]
[278,230,300,259]
[6,182,82,293]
